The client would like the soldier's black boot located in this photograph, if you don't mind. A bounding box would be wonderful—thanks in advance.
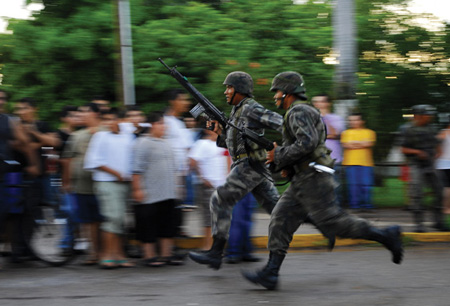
[366,226,403,264]
[188,237,226,270]
[241,251,285,290]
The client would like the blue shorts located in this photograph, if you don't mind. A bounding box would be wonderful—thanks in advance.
[3,172,24,214]
[76,194,103,223]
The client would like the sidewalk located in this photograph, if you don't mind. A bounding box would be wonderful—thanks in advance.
[176,207,450,249]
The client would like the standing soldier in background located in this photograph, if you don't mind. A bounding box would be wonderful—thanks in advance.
[400,105,448,232]
[242,71,403,290]
[189,71,283,270]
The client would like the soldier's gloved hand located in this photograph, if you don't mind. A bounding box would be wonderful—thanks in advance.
[207,120,222,135]
[265,142,278,164]
[281,169,290,178]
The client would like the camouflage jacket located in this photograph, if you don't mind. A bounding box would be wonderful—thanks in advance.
[400,123,439,167]
[217,97,283,161]
[273,101,327,170]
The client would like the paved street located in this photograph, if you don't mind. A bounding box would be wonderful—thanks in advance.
[1,244,450,306]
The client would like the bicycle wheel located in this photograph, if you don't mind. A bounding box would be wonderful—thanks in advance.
[27,205,76,266]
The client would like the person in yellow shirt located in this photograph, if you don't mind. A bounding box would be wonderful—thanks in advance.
[341,113,376,210]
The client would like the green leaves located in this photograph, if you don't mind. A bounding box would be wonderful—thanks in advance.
[1,0,336,119]
[1,0,447,148]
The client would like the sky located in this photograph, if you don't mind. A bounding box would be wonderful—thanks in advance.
[0,0,44,33]
[408,0,450,22]
[0,0,450,33]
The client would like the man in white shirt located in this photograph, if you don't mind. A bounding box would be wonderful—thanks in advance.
[84,109,135,268]
[164,89,193,242]
[164,89,193,202]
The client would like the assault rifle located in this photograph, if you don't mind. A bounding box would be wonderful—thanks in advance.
[158,58,274,151]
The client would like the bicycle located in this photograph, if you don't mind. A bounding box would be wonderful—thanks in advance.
[1,167,77,267]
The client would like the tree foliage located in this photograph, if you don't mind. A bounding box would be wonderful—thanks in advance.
[1,0,334,120]
[0,0,449,161]
[1,0,116,120]
[355,0,450,158]
[132,0,334,113]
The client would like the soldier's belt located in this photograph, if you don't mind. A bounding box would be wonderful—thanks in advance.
[293,161,310,173]
[232,149,266,162]
[232,153,248,162]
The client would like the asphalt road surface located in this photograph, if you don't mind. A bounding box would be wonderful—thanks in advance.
[1,244,450,306]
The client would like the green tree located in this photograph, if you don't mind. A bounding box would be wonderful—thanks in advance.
[354,0,450,159]
[1,0,335,121]
[1,0,447,146]
[132,0,334,113]
[1,1,116,121]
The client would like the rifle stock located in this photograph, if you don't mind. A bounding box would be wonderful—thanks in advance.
[158,58,274,151]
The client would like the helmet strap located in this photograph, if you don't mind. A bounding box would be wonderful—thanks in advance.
[228,91,237,105]
[277,94,286,109]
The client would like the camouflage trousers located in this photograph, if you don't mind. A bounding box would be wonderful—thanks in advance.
[268,169,374,254]
[408,164,443,223]
[211,158,279,240]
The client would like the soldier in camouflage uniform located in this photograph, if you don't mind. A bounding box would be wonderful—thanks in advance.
[242,71,403,290]
[400,105,448,232]
[189,71,283,270]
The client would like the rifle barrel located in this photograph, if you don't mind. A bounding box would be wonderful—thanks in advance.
[158,58,171,70]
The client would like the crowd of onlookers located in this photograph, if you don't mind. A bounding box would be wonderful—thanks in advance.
[1,88,450,270]
[0,88,259,270]
[0,89,218,269]
[312,95,450,232]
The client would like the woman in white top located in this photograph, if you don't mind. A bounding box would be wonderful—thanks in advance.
[436,126,450,219]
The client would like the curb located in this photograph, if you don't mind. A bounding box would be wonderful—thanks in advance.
[175,232,450,250]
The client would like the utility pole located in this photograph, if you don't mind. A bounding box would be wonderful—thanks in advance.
[332,0,357,120]
[116,0,136,106]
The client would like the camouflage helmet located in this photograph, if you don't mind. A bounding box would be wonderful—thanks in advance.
[223,71,254,97]
[270,71,306,95]
[411,104,436,116]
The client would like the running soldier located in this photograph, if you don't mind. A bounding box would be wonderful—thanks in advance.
[188,72,283,269]
[242,71,403,290]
